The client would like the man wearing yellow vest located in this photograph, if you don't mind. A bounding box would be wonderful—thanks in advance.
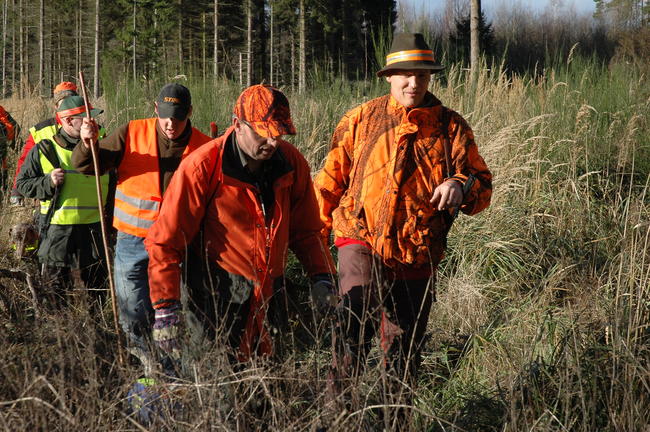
[74,83,211,353]
[10,82,79,206]
[16,96,108,304]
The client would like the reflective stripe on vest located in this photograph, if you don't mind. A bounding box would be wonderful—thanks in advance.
[113,118,211,237]
[39,140,109,225]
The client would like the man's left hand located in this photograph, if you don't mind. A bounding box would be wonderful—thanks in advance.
[430,179,463,211]
[311,275,338,319]
[152,304,182,360]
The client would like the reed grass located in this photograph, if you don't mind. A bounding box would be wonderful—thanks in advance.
[0,55,648,430]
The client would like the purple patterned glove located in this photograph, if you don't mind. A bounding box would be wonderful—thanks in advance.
[152,303,182,360]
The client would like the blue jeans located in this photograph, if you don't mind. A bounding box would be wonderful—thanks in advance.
[114,231,153,349]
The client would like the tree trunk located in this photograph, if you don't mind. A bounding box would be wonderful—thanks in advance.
[177,0,182,73]
[11,0,16,95]
[38,0,44,95]
[239,51,243,87]
[202,12,206,81]
[269,2,273,86]
[213,0,218,77]
[470,0,480,83]
[299,0,306,94]
[93,0,100,98]
[1,0,7,97]
[77,0,82,78]
[133,0,137,80]
[290,31,295,92]
[153,7,158,76]
[18,0,23,97]
[246,0,252,86]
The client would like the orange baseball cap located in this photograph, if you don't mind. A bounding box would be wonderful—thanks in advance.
[233,84,296,138]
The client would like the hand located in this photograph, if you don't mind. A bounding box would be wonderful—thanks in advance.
[50,168,65,186]
[152,304,182,360]
[9,195,23,207]
[311,275,338,318]
[430,179,463,211]
[80,117,99,149]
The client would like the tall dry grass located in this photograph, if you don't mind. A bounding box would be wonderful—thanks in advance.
[0,56,648,431]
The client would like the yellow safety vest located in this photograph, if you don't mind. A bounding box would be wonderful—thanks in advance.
[39,140,109,225]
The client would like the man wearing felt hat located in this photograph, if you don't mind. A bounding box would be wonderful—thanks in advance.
[10,81,89,206]
[314,33,493,404]
[16,95,109,305]
[74,83,211,359]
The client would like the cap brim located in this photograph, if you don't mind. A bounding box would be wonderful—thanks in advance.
[89,108,103,117]
[250,120,297,138]
[377,61,445,77]
[157,103,189,120]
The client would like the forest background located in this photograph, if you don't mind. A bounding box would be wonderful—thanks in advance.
[0,0,649,431]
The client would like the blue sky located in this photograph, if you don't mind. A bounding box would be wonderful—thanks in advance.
[399,0,596,15]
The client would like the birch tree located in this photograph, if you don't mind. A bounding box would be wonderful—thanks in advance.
[213,0,218,77]
[298,0,305,93]
[470,0,480,82]
[2,0,8,97]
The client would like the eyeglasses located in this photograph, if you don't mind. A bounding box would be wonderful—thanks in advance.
[235,116,281,141]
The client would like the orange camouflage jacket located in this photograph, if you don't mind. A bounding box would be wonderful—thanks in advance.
[314,92,492,269]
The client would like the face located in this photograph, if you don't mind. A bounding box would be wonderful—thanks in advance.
[386,70,431,108]
[155,103,191,140]
[61,116,84,138]
[233,118,280,161]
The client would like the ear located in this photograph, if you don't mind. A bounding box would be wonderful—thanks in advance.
[154,102,159,117]
[187,105,193,118]
[385,75,391,83]
[232,117,240,130]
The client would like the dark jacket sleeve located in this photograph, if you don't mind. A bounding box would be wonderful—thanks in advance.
[16,144,56,200]
[72,123,129,175]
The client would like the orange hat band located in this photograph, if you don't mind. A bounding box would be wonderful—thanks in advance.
[57,105,89,118]
[55,105,93,124]
[386,49,435,66]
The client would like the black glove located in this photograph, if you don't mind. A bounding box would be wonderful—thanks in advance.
[310,274,338,318]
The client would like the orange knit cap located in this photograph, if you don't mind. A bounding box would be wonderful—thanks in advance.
[53,81,78,93]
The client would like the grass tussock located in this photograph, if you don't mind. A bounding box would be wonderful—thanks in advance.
[0,57,649,431]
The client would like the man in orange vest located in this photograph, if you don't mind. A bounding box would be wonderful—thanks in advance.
[75,83,211,354]
[145,85,336,367]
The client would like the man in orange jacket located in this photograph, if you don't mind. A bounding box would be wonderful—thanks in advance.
[314,33,493,401]
[0,104,19,190]
[75,83,211,355]
[145,85,336,366]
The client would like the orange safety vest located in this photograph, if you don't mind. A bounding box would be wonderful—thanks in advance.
[113,118,211,237]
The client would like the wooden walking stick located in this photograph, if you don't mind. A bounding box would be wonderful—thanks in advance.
[78,71,125,366]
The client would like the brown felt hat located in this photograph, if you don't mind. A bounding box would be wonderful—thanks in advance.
[376,33,444,77]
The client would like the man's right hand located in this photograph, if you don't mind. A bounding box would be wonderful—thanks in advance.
[50,168,65,186]
[80,117,99,149]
